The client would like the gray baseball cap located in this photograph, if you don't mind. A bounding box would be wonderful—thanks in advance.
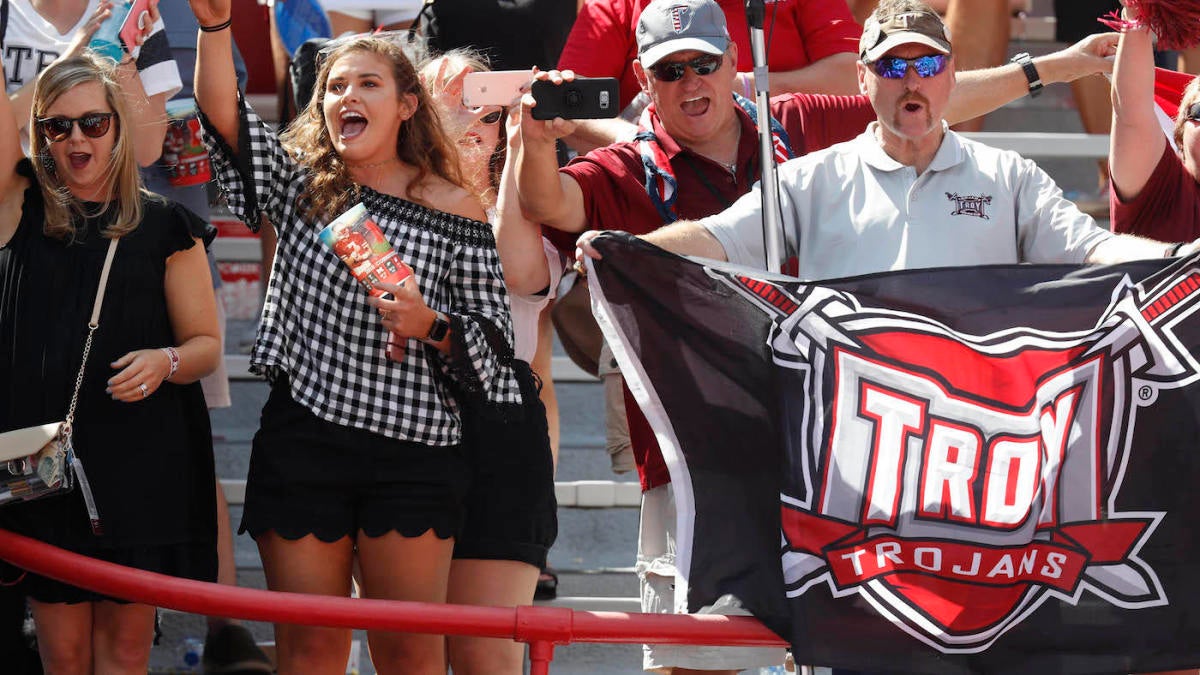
[859,4,951,63]
[636,0,729,68]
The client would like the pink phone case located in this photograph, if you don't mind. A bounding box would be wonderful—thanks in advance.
[118,0,152,60]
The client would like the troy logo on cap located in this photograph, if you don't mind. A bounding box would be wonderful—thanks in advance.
[669,5,689,32]
[894,12,920,28]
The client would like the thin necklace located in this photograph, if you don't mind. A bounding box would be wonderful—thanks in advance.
[346,157,401,170]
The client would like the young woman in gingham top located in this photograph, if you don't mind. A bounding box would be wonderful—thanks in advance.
[189,0,520,671]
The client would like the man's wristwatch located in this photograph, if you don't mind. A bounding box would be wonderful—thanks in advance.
[1011,52,1043,99]
[423,311,451,343]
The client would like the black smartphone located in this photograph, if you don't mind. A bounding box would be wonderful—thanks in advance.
[531,77,620,120]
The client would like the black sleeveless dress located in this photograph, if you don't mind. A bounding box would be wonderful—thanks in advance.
[0,160,217,603]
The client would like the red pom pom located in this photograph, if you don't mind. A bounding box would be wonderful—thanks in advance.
[1115,0,1200,51]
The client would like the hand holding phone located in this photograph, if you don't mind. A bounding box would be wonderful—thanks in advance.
[530,77,620,121]
[89,0,152,62]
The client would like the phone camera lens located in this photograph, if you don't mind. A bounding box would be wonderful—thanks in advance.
[565,88,583,107]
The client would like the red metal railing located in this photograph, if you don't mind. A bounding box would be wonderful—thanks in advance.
[0,528,787,673]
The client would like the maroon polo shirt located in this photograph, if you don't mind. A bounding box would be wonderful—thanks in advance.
[553,92,876,490]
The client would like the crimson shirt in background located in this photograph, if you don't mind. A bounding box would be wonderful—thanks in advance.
[557,0,862,110]
[549,92,876,490]
[1111,143,1200,241]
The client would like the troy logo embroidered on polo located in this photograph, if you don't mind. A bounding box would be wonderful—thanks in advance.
[946,192,993,219]
[709,259,1200,653]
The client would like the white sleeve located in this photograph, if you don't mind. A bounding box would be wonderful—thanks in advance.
[134,16,183,99]
[1015,156,1113,264]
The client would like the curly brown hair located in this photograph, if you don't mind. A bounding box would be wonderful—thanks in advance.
[279,36,465,222]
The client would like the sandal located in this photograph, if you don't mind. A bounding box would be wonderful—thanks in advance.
[535,569,558,601]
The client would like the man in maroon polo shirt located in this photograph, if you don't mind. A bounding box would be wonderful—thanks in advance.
[516,0,1119,671]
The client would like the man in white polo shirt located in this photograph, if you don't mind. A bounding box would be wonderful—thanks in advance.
[577,0,1196,274]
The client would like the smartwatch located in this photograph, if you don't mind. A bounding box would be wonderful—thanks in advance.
[424,311,451,343]
[1010,52,1043,99]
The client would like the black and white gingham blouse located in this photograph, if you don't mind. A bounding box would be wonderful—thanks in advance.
[200,99,522,446]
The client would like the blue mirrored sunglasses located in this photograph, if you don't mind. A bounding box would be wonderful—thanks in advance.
[868,54,950,79]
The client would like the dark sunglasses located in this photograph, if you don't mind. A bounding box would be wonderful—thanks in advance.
[868,54,950,80]
[1186,102,1200,122]
[36,112,115,142]
[479,109,504,125]
[649,54,724,83]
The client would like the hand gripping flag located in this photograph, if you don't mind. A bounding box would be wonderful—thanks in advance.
[588,232,1200,674]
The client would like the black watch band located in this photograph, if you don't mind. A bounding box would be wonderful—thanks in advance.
[424,311,451,343]
[1011,52,1043,99]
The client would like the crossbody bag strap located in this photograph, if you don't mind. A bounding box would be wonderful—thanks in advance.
[64,238,118,430]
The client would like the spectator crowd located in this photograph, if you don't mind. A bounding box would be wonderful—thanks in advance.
[1,0,1199,674]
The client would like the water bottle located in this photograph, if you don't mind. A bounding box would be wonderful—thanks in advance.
[89,1,133,63]
[177,636,204,672]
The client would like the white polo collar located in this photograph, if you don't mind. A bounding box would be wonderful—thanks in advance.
[856,120,965,173]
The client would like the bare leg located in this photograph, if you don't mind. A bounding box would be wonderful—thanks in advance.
[30,600,93,674]
[355,530,455,675]
[91,602,157,674]
[200,481,239,634]
[945,0,1010,133]
[446,559,540,675]
[257,532,356,674]
[532,303,560,469]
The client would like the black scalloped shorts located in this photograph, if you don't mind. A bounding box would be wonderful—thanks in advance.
[240,382,469,543]
[453,360,558,568]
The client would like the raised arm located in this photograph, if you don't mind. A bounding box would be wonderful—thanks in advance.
[188,0,240,151]
[114,58,169,167]
[0,52,21,196]
[1108,14,1163,203]
[575,220,728,265]
[495,110,552,296]
[759,54,861,97]
[948,32,1119,125]
[0,52,25,247]
[516,72,588,235]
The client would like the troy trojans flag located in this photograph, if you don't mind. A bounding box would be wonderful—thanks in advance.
[588,233,1200,674]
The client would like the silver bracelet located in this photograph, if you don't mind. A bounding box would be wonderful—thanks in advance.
[161,346,180,380]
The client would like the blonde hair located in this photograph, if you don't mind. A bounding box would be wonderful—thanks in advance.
[279,36,465,222]
[1174,76,1200,152]
[31,53,144,241]
[419,49,507,210]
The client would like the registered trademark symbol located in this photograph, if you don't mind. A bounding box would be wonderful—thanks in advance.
[1139,386,1154,401]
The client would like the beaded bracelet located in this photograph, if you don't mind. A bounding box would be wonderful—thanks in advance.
[161,346,180,380]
